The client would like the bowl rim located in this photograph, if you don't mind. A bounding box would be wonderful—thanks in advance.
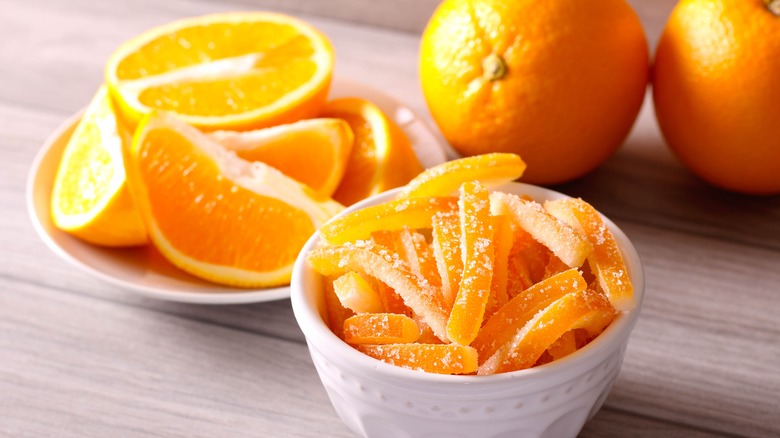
[291,182,645,388]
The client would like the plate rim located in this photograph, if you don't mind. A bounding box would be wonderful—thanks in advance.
[26,76,448,305]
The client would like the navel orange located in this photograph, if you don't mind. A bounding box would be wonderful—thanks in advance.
[420,0,649,184]
[125,112,343,287]
[105,12,334,131]
[653,0,780,195]
[322,98,423,205]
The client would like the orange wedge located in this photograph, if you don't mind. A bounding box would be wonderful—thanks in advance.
[319,196,458,245]
[478,289,616,375]
[447,182,495,345]
[396,153,526,199]
[105,12,334,131]
[50,86,147,247]
[126,112,343,287]
[343,313,421,345]
[357,344,478,375]
[545,198,635,311]
[323,98,423,206]
[208,118,353,197]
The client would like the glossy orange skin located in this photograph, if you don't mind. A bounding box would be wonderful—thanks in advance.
[653,0,780,195]
[420,0,649,184]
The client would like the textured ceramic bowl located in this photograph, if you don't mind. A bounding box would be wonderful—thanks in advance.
[291,182,644,438]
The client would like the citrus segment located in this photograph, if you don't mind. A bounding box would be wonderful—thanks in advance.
[307,242,449,341]
[446,182,494,345]
[50,86,147,247]
[471,268,587,362]
[490,192,592,267]
[397,153,526,199]
[126,112,342,287]
[478,289,616,375]
[106,12,334,130]
[332,271,385,314]
[208,118,353,197]
[319,196,458,245]
[357,344,478,375]
[343,313,421,345]
[323,97,423,206]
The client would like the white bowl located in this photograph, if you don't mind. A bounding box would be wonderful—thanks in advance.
[291,182,644,438]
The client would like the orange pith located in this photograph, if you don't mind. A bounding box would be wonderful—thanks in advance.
[139,128,313,271]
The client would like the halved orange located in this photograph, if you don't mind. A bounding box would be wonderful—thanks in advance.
[126,111,343,287]
[323,97,423,206]
[105,12,334,131]
[50,85,147,247]
[208,118,353,197]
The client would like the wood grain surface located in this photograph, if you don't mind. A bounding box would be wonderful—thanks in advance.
[2,0,779,437]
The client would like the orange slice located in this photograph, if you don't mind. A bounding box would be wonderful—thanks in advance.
[490,192,593,267]
[431,211,463,308]
[126,111,343,287]
[50,85,147,247]
[318,196,458,245]
[478,289,616,375]
[343,313,421,344]
[323,97,424,206]
[472,268,587,362]
[356,344,478,374]
[446,181,494,345]
[307,241,449,341]
[105,12,334,131]
[545,198,635,311]
[396,153,526,199]
[332,271,385,314]
[207,118,353,197]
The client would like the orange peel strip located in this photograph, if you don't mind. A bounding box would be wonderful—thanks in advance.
[431,211,462,308]
[397,229,442,289]
[472,268,587,362]
[478,289,616,375]
[356,343,478,374]
[396,153,526,199]
[344,313,421,345]
[446,181,494,345]
[322,276,354,339]
[319,196,458,245]
[545,198,635,311]
[307,241,449,341]
[490,192,593,267]
[369,231,412,314]
[486,214,512,320]
[332,271,385,314]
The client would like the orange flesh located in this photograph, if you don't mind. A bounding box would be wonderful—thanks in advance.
[343,313,421,344]
[357,344,478,375]
[471,268,587,362]
[138,128,314,270]
[329,112,377,206]
[116,22,307,80]
[446,182,494,345]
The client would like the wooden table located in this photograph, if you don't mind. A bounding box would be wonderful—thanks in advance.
[2,0,778,436]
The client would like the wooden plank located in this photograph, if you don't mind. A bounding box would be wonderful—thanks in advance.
[583,409,726,438]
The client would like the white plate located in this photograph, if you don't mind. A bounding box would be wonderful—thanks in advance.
[26,77,448,304]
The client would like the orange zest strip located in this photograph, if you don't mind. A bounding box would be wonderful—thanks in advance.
[307,241,449,341]
[489,192,593,268]
[369,231,412,314]
[332,271,385,314]
[322,276,354,339]
[356,343,478,375]
[446,182,494,345]
[485,214,512,320]
[471,268,587,362]
[546,330,579,361]
[478,289,616,375]
[319,196,458,245]
[343,313,421,345]
[396,153,526,199]
[542,255,570,280]
[545,198,635,311]
[431,211,463,308]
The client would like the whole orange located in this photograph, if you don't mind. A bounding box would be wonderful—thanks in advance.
[419,0,649,185]
[653,0,780,195]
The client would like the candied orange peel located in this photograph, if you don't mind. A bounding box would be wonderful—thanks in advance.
[306,155,633,375]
